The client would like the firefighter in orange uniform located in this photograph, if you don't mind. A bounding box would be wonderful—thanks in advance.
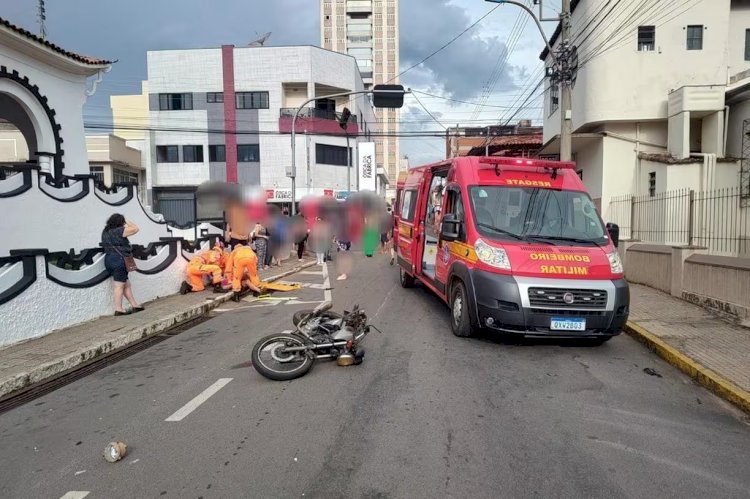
[180,243,229,294]
[224,241,263,301]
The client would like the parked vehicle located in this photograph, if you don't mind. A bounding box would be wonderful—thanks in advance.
[393,156,629,343]
[251,302,378,380]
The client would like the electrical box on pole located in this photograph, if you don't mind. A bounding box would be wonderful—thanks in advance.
[372,85,406,108]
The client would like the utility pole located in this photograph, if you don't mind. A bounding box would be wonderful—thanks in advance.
[559,0,573,162]
[485,125,490,156]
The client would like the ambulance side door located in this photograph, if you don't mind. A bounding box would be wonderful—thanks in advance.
[435,186,467,290]
[396,188,418,271]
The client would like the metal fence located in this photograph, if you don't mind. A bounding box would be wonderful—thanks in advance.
[608,187,750,256]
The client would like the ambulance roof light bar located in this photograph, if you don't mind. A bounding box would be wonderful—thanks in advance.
[479,157,576,176]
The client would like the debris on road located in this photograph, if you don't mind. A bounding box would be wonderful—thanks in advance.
[103,442,128,463]
[643,367,663,378]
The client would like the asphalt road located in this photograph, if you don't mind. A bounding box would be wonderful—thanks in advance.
[1,254,749,499]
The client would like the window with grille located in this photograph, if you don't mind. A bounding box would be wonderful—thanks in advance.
[113,168,138,185]
[745,29,750,60]
[638,26,655,51]
[648,172,656,197]
[235,92,269,109]
[90,166,105,184]
[159,93,193,110]
[686,25,703,50]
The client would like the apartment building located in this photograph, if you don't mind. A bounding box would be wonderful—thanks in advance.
[540,0,750,217]
[321,0,400,185]
[113,45,376,223]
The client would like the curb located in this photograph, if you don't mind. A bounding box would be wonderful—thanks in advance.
[625,321,750,414]
[0,260,316,401]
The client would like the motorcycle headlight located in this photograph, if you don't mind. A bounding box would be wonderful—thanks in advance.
[608,251,623,274]
[474,239,511,270]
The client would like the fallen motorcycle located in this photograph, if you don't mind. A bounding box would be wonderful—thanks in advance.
[251,301,379,381]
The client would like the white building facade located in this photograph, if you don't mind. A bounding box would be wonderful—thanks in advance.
[130,45,377,223]
[540,0,750,220]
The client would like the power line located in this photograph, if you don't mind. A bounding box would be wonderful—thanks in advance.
[388,4,501,83]
[409,93,446,130]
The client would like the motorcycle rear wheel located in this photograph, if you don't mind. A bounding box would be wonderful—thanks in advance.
[251,333,314,381]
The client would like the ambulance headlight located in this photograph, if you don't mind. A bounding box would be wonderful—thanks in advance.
[607,251,623,274]
[474,239,511,270]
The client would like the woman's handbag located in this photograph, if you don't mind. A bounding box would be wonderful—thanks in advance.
[113,246,138,272]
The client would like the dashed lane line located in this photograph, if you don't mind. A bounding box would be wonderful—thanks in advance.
[60,493,90,499]
[322,263,332,302]
[165,378,233,422]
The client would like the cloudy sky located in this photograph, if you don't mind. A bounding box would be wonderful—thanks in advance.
[5,0,561,165]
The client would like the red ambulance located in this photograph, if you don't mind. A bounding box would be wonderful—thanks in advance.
[394,156,628,343]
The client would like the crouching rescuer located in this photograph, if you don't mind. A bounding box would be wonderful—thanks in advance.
[224,242,262,301]
[180,243,229,294]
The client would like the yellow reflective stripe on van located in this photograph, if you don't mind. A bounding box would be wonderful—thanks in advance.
[398,223,412,237]
[447,241,477,263]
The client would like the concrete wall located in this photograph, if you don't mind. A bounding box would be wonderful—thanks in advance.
[729,0,750,76]
[624,244,672,293]
[682,253,750,323]
[110,81,149,142]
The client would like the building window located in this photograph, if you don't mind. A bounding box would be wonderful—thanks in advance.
[159,93,193,110]
[648,172,656,197]
[90,166,104,185]
[686,25,703,50]
[745,29,750,61]
[209,144,226,162]
[235,91,269,109]
[549,84,559,116]
[237,144,260,162]
[182,145,204,163]
[638,26,655,52]
[316,143,352,166]
[113,168,138,185]
[207,92,224,103]
[156,145,179,163]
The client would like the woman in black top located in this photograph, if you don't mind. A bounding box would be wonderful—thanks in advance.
[102,213,143,316]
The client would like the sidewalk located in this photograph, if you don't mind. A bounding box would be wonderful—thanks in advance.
[0,255,316,400]
[626,283,750,413]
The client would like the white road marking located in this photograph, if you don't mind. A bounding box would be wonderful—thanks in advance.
[299,270,324,276]
[60,493,90,499]
[165,378,233,422]
[322,264,332,302]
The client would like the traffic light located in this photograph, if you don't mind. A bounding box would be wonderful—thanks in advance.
[338,107,352,129]
[372,84,405,108]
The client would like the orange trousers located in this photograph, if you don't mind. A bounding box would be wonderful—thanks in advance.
[231,256,261,292]
[187,263,223,291]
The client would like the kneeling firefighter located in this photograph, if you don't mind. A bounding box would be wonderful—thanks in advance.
[224,242,263,301]
[180,243,228,294]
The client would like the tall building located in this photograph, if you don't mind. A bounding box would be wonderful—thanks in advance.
[321,0,400,185]
[112,45,377,224]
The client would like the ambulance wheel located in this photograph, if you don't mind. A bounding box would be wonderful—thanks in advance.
[399,267,415,288]
[450,281,473,338]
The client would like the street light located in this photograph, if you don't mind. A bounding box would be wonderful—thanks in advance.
[288,85,407,215]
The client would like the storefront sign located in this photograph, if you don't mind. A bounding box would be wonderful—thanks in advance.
[358,142,376,192]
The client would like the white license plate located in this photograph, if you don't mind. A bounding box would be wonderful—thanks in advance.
[550,318,586,331]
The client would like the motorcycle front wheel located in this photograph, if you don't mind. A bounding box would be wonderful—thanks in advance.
[251,333,314,381]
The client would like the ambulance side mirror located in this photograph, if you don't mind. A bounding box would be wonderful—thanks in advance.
[441,214,461,242]
[606,222,620,248]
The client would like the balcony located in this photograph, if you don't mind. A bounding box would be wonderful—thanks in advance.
[279,108,360,135]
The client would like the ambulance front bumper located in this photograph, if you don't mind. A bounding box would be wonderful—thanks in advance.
[468,271,629,337]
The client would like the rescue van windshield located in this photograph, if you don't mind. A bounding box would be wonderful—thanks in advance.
[468,186,608,246]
